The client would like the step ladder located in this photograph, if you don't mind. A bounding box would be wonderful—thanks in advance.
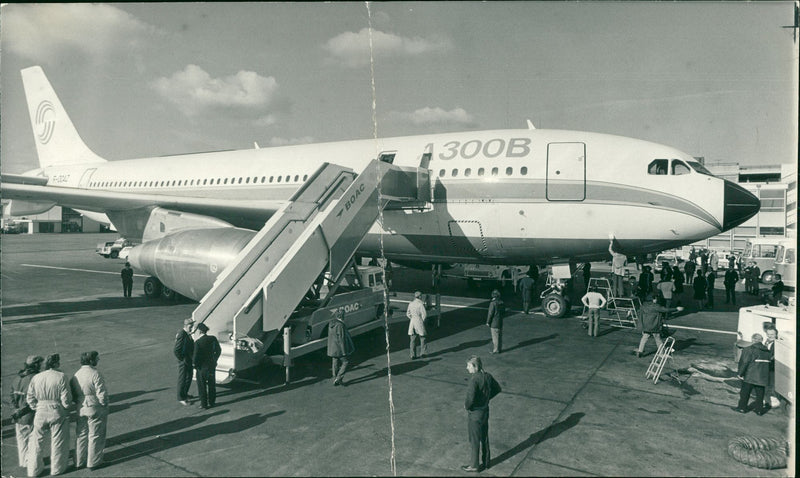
[580,277,639,328]
[645,336,676,384]
[191,160,428,383]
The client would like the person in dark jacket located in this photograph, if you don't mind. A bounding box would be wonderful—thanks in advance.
[705,270,716,309]
[671,265,684,294]
[692,270,706,310]
[770,274,784,305]
[174,318,195,405]
[121,262,134,298]
[723,267,739,305]
[634,298,680,357]
[517,274,536,314]
[327,310,355,386]
[636,266,654,301]
[733,333,771,415]
[486,290,504,354]
[462,355,501,473]
[193,323,221,409]
[11,355,43,468]
[581,262,592,292]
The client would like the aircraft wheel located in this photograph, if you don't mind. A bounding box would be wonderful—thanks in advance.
[761,270,774,284]
[143,277,162,299]
[543,293,568,318]
[162,286,176,301]
[110,250,119,259]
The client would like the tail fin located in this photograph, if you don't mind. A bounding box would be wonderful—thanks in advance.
[21,66,106,169]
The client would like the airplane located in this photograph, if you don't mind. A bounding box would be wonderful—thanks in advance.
[2,66,761,311]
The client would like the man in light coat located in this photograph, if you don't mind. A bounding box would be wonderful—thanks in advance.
[327,310,355,386]
[26,353,72,477]
[406,291,428,359]
[70,351,109,470]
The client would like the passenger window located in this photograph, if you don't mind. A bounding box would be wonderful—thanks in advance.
[261,176,266,183]
[464,168,472,177]
[303,175,308,181]
[277,176,282,183]
[451,169,458,177]
[269,176,274,183]
[224,178,228,184]
[521,166,528,175]
[491,167,498,176]
[238,178,243,184]
[506,167,513,176]
[203,179,207,185]
[672,160,690,175]
[246,177,250,184]
[285,175,290,182]
[216,178,221,184]
[439,169,446,177]
[648,159,669,175]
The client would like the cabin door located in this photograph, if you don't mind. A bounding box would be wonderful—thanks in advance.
[78,168,97,187]
[546,142,586,201]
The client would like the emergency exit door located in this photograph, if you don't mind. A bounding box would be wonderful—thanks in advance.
[546,142,586,201]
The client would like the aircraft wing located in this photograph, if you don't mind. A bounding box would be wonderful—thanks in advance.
[1,182,283,229]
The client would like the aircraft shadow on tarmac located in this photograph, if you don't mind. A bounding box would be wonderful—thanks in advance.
[489,412,585,468]
[104,411,285,465]
[1,296,181,321]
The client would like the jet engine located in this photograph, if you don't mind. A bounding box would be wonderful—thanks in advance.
[128,227,256,301]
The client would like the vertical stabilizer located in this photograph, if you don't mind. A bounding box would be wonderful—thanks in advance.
[20,66,106,168]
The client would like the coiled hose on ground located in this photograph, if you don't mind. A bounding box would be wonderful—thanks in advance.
[727,435,789,469]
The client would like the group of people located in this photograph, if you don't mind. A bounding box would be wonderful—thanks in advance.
[10,352,108,476]
[173,318,222,409]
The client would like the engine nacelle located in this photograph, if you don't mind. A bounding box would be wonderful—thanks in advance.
[128,227,256,301]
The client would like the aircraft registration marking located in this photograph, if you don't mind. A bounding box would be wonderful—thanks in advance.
[427,137,531,161]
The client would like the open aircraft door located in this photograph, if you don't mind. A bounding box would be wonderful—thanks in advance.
[546,142,586,201]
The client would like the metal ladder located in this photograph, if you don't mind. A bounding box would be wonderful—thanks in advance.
[580,277,639,328]
[645,336,676,384]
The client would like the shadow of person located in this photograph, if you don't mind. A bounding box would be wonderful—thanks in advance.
[106,409,229,447]
[425,339,491,358]
[490,412,585,468]
[108,388,169,403]
[501,334,558,354]
[104,411,284,466]
[345,358,441,386]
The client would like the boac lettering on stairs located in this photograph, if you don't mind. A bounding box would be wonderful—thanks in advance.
[344,183,366,212]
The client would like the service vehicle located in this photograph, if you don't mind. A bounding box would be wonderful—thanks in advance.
[771,239,795,289]
[741,237,782,283]
[735,303,795,410]
[281,265,391,347]
[95,237,132,258]
[461,264,530,289]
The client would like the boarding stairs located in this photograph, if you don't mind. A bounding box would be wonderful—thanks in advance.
[191,160,429,382]
[580,277,640,329]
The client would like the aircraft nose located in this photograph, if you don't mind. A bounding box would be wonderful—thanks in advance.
[722,180,760,231]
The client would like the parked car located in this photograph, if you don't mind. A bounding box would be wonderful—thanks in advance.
[96,238,132,258]
[651,253,683,273]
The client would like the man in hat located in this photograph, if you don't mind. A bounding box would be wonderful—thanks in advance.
[70,351,108,470]
[406,291,428,359]
[26,353,72,477]
[11,355,43,468]
[327,310,355,386]
[121,262,134,298]
[193,323,221,410]
[174,318,195,405]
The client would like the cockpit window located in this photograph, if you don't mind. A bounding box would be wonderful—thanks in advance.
[648,159,668,175]
[686,161,714,176]
[672,160,691,175]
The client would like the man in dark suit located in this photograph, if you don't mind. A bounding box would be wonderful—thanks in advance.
[462,355,501,472]
[174,318,194,406]
[193,323,221,410]
[486,290,504,354]
[120,262,133,298]
[733,333,771,415]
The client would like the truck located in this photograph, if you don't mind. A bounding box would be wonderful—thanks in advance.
[735,303,795,409]
[96,237,132,258]
[461,264,529,290]
[273,265,392,350]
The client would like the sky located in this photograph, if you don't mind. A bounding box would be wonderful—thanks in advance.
[1,2,797,175]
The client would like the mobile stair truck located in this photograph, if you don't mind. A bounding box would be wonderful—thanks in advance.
[190,159,429,383]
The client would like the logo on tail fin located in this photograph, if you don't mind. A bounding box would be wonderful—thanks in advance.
[35,100,56,144]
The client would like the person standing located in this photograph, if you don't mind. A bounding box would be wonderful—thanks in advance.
[656,277,676,308]
[581,262,592,292]
[406,291,428,359]
[692,270,706,310]
[763,327,778,410]
[709,250,718,275]
[733,333,771,415]
[636,265,654,301]
[517,274,536,314]
[121,262,134,298]
[609,239,627,297]
[750,263,761,295]
[70,351,108,470]
[26,353,72,477]
[683,259,696,288]
[705,269,716,309]
[11,356,43,468]
[581,287,607,337]
[461,355,501,473]
[174,318,195,406]
[193,323,221,410]
[327,310,355,386]
[770,274,784,305]
[671,265,684,294]
[724,267,739,305]
[486,290,505,354]
[634,298,680,358]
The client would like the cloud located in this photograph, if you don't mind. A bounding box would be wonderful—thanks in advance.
[268,137,315,147]
[151,65,279,116]
[390,107,477,128]
[323,28,451,68]
[2,4,154,62]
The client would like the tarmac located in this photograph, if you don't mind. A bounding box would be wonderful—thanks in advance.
[1,233,794,476]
